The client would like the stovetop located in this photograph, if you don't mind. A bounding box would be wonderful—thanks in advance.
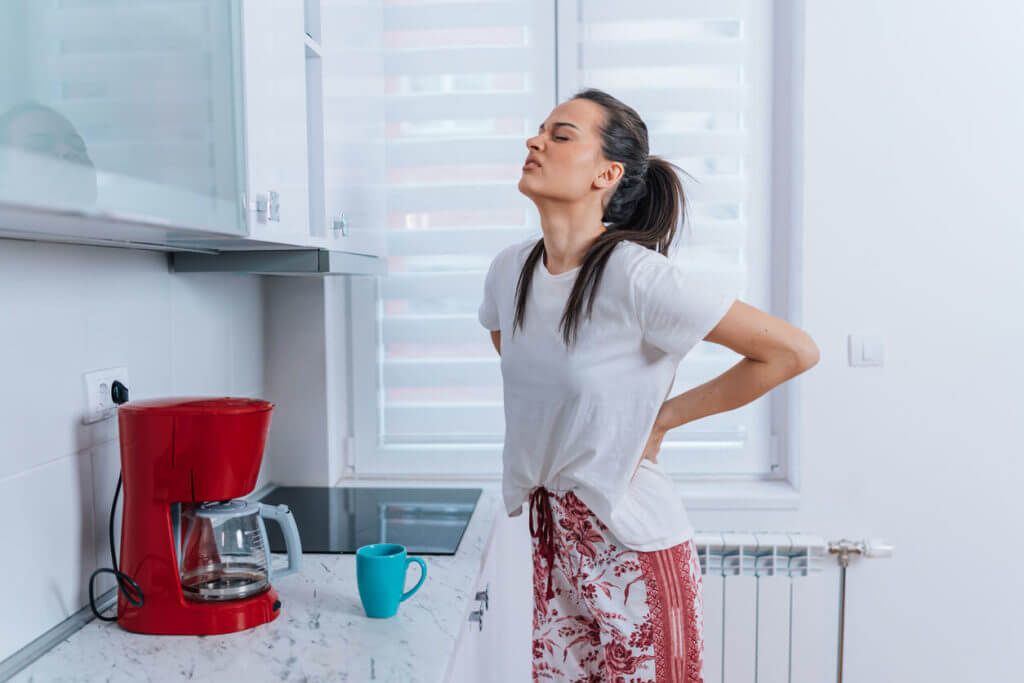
[255,485,482,555]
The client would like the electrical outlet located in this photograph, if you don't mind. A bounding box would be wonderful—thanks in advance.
[82,367,130,424]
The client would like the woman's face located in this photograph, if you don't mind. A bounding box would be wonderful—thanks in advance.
[518,98,623,206]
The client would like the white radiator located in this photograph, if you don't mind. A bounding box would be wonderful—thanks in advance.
[692,532,892,683]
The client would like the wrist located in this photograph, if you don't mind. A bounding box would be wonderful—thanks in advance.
[652,416,673,434]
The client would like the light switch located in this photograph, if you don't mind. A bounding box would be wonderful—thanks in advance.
[848,334,884,367]
[862,337,883,363]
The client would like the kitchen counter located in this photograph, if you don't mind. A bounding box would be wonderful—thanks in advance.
[12,487,502,683]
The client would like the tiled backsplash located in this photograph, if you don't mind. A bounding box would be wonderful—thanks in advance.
[0,238,268,662]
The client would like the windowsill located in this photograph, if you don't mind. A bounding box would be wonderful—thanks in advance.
[672,478,801,510]
[335,473,800,510]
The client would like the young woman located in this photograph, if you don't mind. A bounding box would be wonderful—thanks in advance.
[477,88,819,682]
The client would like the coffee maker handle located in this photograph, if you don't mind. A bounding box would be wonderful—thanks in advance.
[258,503,303,580]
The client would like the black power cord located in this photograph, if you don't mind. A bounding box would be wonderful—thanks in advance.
[87,380,144,621]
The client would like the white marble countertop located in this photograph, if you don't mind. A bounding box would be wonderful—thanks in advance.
[12,487,501,683]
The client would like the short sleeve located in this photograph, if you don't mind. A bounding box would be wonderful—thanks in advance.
[477,252,501,331]
[631,256,736,358]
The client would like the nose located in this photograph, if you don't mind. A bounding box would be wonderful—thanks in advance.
[526,135,543,152]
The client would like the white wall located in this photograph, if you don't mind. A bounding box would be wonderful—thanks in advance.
[0,237,268,662]
[683,1,1024,680]
[262,275,353,487]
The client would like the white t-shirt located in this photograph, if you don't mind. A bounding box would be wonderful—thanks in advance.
[477,236,737,552]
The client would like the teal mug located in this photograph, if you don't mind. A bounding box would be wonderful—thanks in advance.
[356,543,428,618]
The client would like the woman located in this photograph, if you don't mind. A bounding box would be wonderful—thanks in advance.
[477,88,819,682]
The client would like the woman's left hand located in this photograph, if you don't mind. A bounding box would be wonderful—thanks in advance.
[631,404,672,480]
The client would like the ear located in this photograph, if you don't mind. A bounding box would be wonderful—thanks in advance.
[593,161,624,190]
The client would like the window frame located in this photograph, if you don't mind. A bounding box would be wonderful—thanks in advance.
[343,0,807,510]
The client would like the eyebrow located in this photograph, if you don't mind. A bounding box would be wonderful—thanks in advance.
[538,121,580,133]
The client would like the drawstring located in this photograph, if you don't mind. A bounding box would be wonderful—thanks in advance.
[529,486,556,601]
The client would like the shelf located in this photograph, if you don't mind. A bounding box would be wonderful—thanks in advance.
[0,199,241,253]
[170,248,386,276]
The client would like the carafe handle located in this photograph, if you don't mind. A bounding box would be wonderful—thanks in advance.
[258,503,302,580]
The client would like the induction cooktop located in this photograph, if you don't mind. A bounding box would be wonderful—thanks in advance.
[255,485,482,555]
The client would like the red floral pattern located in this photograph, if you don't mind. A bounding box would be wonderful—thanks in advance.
[530,489,705,682]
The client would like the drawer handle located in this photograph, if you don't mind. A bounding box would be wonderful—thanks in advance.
[468,608,484,631]
[474,584,489,611]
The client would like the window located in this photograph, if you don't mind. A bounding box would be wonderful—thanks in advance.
[353,0,554,476]
[564,0,774,476]
[354,0,794,482]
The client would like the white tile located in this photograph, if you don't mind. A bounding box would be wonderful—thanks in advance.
[0,240,88,478]
[168,272,232,395]
[88,439,124,596]
[0,452,95,662]
[77,244,173,403]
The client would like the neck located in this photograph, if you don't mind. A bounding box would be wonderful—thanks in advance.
[533,198,607,273]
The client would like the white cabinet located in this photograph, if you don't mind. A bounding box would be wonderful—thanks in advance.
[239,0,310,246]
[0,0,385,259]
[447,523,501,682]
[0,0,250,249]
[445,511,533,683]
[319,0,387,258]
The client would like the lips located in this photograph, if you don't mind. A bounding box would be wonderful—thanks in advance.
[522,159,542,170]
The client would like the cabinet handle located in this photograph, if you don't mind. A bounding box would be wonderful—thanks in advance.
[475,585,489,611]
[256,191,281,222]
[468,608,484,632]
[331,213,348,236]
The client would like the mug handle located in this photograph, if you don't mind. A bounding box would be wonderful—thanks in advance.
[400,557,427,602]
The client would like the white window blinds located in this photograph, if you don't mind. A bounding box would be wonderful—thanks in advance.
[361,0,554,475]
[363,0,776,478]
[557,0,772,476]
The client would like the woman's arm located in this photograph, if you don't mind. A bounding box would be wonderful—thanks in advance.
[653,300,819,434]
[490,329,501,355]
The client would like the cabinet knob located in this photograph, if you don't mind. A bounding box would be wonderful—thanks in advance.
[474,585,489,611]
[468,608,484,631]
[256,191,280,222]
[331,213,349,236]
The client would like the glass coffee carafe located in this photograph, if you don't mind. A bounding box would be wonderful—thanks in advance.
[179,499,301,602]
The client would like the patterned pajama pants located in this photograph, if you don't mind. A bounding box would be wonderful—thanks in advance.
[529,486,705,683]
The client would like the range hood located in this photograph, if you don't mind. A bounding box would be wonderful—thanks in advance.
[170,249,385,276]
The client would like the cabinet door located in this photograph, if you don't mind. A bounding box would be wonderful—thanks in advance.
[240,0,310,244]
[492,512,533,682]
[446,521,502,682]
[320,0,386,257]
[0,0,248,242]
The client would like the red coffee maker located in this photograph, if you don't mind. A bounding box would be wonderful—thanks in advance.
[114,397,301,635]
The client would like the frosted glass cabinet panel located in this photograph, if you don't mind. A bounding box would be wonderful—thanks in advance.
[240,0,310,245]
[0,0,248,237]
[321,0,386,257]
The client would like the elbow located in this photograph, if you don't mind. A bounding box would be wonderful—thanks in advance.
[790,336,820,373]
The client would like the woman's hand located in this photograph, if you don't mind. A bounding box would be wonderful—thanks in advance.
[631,404,672,481]
[630,421,667,482]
